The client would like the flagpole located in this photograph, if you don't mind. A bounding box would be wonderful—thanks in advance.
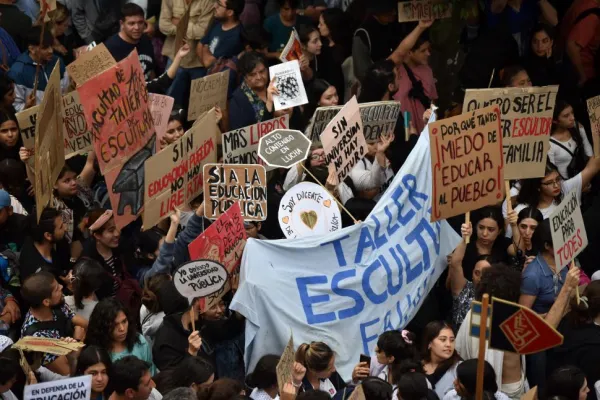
[476,294,490,400]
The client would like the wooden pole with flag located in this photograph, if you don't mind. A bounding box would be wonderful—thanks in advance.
[475,294,490,400]
[465,212,470,244]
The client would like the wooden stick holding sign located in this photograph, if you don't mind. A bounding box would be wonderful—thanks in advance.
[475,294,490,400]
[465,212,470,244]
[300,163,357,224]
[32,3,50,96]
[571,260,580,306]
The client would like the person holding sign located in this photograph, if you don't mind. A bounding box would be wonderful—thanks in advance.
[507,207,544,271]
[229,52,294,130]
[0,111,23,164]
[303,79,339,132]
[295,342,346,397]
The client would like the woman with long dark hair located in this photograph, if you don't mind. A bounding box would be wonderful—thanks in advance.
[140,273,170,347]
[548,100,593,180]
[318,8,351,67]
[543,366,590,400]
[442,359,508,400]
[156,356,214,395]
[85,298,157,375]
[73,345,112,400]
[421,321,462,399]
[302,79,339,132]
[506,207,544,271]
[523,24,560,87]
[1,110,23,163]
[246,354,280,400]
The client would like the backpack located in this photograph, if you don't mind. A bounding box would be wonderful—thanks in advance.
[22,308,74,339]
[108,260,143,327]
[550,130,589,179]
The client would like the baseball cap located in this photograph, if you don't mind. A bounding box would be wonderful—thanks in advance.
[0,189,10,209]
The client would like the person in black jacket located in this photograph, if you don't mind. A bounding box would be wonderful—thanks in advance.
[152,281,245,381]
[547,281,600,400]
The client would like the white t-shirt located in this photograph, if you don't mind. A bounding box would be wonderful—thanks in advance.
[10,195,27,216]
[548,126,594,179]
[503,173,583,237]
[64,296,98,321]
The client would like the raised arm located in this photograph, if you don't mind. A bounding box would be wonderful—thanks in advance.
[448,223,470,297]
[545,267,580,328]
[387,20,433,66]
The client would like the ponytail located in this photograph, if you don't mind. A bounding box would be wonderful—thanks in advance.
[295,343,311,367]
[569,280,600,327]
[294,342,333,373]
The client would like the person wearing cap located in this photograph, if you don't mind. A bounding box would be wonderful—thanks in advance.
[352,0,405,81]
[0,188,29,252]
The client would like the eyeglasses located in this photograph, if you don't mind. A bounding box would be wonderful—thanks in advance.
[310,153,325,160]
[541,177,562,187]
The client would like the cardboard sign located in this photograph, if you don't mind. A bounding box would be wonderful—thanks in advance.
[307,101,401,141]
[280,29,303,62]
[549,190,588,268]
[203,164,268,221]
[276,333,295,394]
[258,129,312,169]
[24,375,92,400]
[149,93,175,151]
[67,43,117,85]
[279,182,341,239]
[398,0,452,22]
[174,6,191,54]
[188,70,230,121]
[348,385,366,400]
[173,259,228,300]
[586,95,600,156]
[429,105,504,222]
[188,202,247,269]
[489,297,563,355]
[144,109,218,228]
[269,60,308,111]
[188,203,247,311]
[78,50,156,228]
[222,115,289,169]
[18,91,94,160]
[14,337,85,356]
[320,96,367,184]
[462,85,558,179]
[35,61,64,220]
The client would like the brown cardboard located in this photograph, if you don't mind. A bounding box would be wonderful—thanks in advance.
[586,95,600,157]
[188,70,230,121]
[429,105,504,221]
[276,333,295,394]
[398,0,452,22]
[462,86,558,179]
[66,43,117,86]
[144,109,218,228]
[203,164,267,221]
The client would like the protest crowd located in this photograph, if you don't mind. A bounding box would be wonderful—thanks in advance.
[4,0,600,400]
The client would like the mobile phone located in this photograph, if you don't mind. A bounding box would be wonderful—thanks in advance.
[360,354,371,367]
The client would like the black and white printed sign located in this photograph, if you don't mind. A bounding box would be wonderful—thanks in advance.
[269,60,308,111]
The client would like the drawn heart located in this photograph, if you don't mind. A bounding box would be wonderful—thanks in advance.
[323,200,331,208]
[300,211,318,230]
[282,216,290,224]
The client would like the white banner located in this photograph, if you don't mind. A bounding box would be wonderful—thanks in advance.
[231,116,461,380]
[24,375,92,400]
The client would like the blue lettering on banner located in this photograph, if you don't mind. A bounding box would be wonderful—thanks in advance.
[296,174,443,352]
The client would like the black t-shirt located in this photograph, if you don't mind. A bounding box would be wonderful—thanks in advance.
[104,33,155,80]
[462,236,512,281]
[356,16,405,63]
[18,237,71,283]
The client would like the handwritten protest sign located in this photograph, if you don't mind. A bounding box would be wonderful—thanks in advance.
[222,115,289,169]
[549,190,588,269]
[320,96,367,184]
[149,93,175,151]
[258,129,312,168]
[280,28,303,62]
[78,50,156,228]
[188,70,229,121]
[14,337,85,356]
[24,375,92,400]
[269,60,308,111]
[67,43,116,85]
[398,1,452,22]
[188,203,247,311]
[276,333,295,394]
[189,202,247,269]
[307,101,401,141]
[174,259,228,301]
[429,105,504,221]
[462,85,558,179]
[35,61,64,220]
[203,164,268,221]
[586,95,600,156]
[279,182,341,239]
[18,91,94,160]
[144,109,218,228]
